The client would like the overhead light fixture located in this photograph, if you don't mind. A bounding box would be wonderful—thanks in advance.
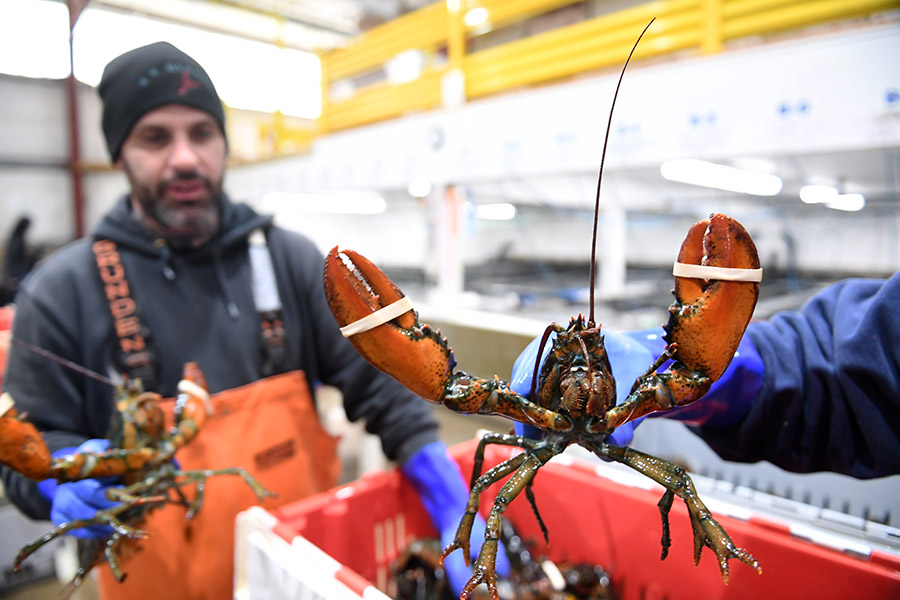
[799,184,838,204]
[385,49,424,84]
[825,193,865,212]
[799,185,865,211]
[262,191,386,215]
[464,7,489,28]
[407,179,432,199]
[475,203,516,221]
[660,159,783,196]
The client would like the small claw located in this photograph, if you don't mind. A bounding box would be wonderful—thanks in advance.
[440,540,469,568]
[0,400,52,481]
[665,214,760,383]
[323,247,455,402]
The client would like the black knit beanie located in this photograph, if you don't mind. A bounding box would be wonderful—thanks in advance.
[99,42,226,161]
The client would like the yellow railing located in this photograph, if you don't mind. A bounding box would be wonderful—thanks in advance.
[317,0,896,134]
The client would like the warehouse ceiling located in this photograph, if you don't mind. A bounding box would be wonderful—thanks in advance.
[78,1,898,219]
[88,0,432,51]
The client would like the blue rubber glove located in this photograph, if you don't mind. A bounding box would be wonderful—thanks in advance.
[402,441,511,595]
[37,439,121,539]
[509,328,651,445]
[623,326,763,427]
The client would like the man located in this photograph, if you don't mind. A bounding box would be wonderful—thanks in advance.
[1,42,504,599]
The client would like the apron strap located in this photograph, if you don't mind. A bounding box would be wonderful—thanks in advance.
[93,231,289,386]
[92,239,159,390]
[248,228,288,377]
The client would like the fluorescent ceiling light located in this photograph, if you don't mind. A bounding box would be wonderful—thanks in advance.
[385,49,424,84]
[73,10,322,118]
[826,193,865,212]
[799,184,838,204]
[0,3,321,118]
[660,159,783,196]
[262,191,386,215]
[407,179,432,199]
[0,0,71,79]
[799,185,865,211]
[464,8,489,27]
[475,203,516,221]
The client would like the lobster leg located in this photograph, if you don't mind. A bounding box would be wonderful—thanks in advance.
[324,247,572,432]
[470,433,550,544]
[445,442,558,600]
[599,443,761,582]
[13,494,160,572]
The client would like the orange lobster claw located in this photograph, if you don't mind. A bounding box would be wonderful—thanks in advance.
[665,213,761,383]
[0,399,51,481]
[323,247,454,402]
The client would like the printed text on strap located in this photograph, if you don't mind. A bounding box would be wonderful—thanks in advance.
[340,296,415,338]
[673,262,763,282]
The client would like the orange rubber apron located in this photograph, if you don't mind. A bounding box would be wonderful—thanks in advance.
[96,370,340,600]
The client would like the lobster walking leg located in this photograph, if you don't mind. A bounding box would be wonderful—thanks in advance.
[13,493,164,573]
[470,432,551,543]
[598,443,761,582]
[454,446,558,599]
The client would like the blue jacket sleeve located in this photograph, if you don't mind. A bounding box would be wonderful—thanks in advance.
[692,271,900,479]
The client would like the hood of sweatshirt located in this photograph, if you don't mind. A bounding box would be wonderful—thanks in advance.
[94,195,272,260]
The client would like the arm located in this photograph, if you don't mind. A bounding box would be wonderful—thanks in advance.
[694,272,900,478]
[1,247,116,518]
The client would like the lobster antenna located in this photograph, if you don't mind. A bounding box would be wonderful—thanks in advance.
[11,337,115,387]
[588,18,655,326]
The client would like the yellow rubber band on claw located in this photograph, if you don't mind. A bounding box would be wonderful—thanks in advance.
[673,262,763,282]
[340,296,415,338]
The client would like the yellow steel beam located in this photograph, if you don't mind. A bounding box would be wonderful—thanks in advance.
[324,2,447,81]
[723,0,900,40]
[466,0,701,98]
[464,0,697,69]
[323,67,445,132]
[469,0,584,31]
[702,0,724,53]
[317,0,894,135]
[448,0,465,72]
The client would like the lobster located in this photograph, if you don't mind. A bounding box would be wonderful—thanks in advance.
[0,357,275,596]
[322,19,763,600]
[392,518,614,600]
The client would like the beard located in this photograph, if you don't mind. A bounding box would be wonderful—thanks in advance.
[129,171,225,249]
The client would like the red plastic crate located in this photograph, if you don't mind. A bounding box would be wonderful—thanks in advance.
[242,438,900,599]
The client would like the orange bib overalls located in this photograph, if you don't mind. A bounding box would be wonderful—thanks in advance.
[96,370,340,599]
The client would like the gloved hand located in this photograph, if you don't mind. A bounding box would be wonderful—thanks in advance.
[621,326,763,428]
[509,328,653,445]
[402,441,511,595]
[37,439,121,539]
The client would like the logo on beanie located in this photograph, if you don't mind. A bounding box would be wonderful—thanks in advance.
[136,61,207,97]
[177,71,203,96]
